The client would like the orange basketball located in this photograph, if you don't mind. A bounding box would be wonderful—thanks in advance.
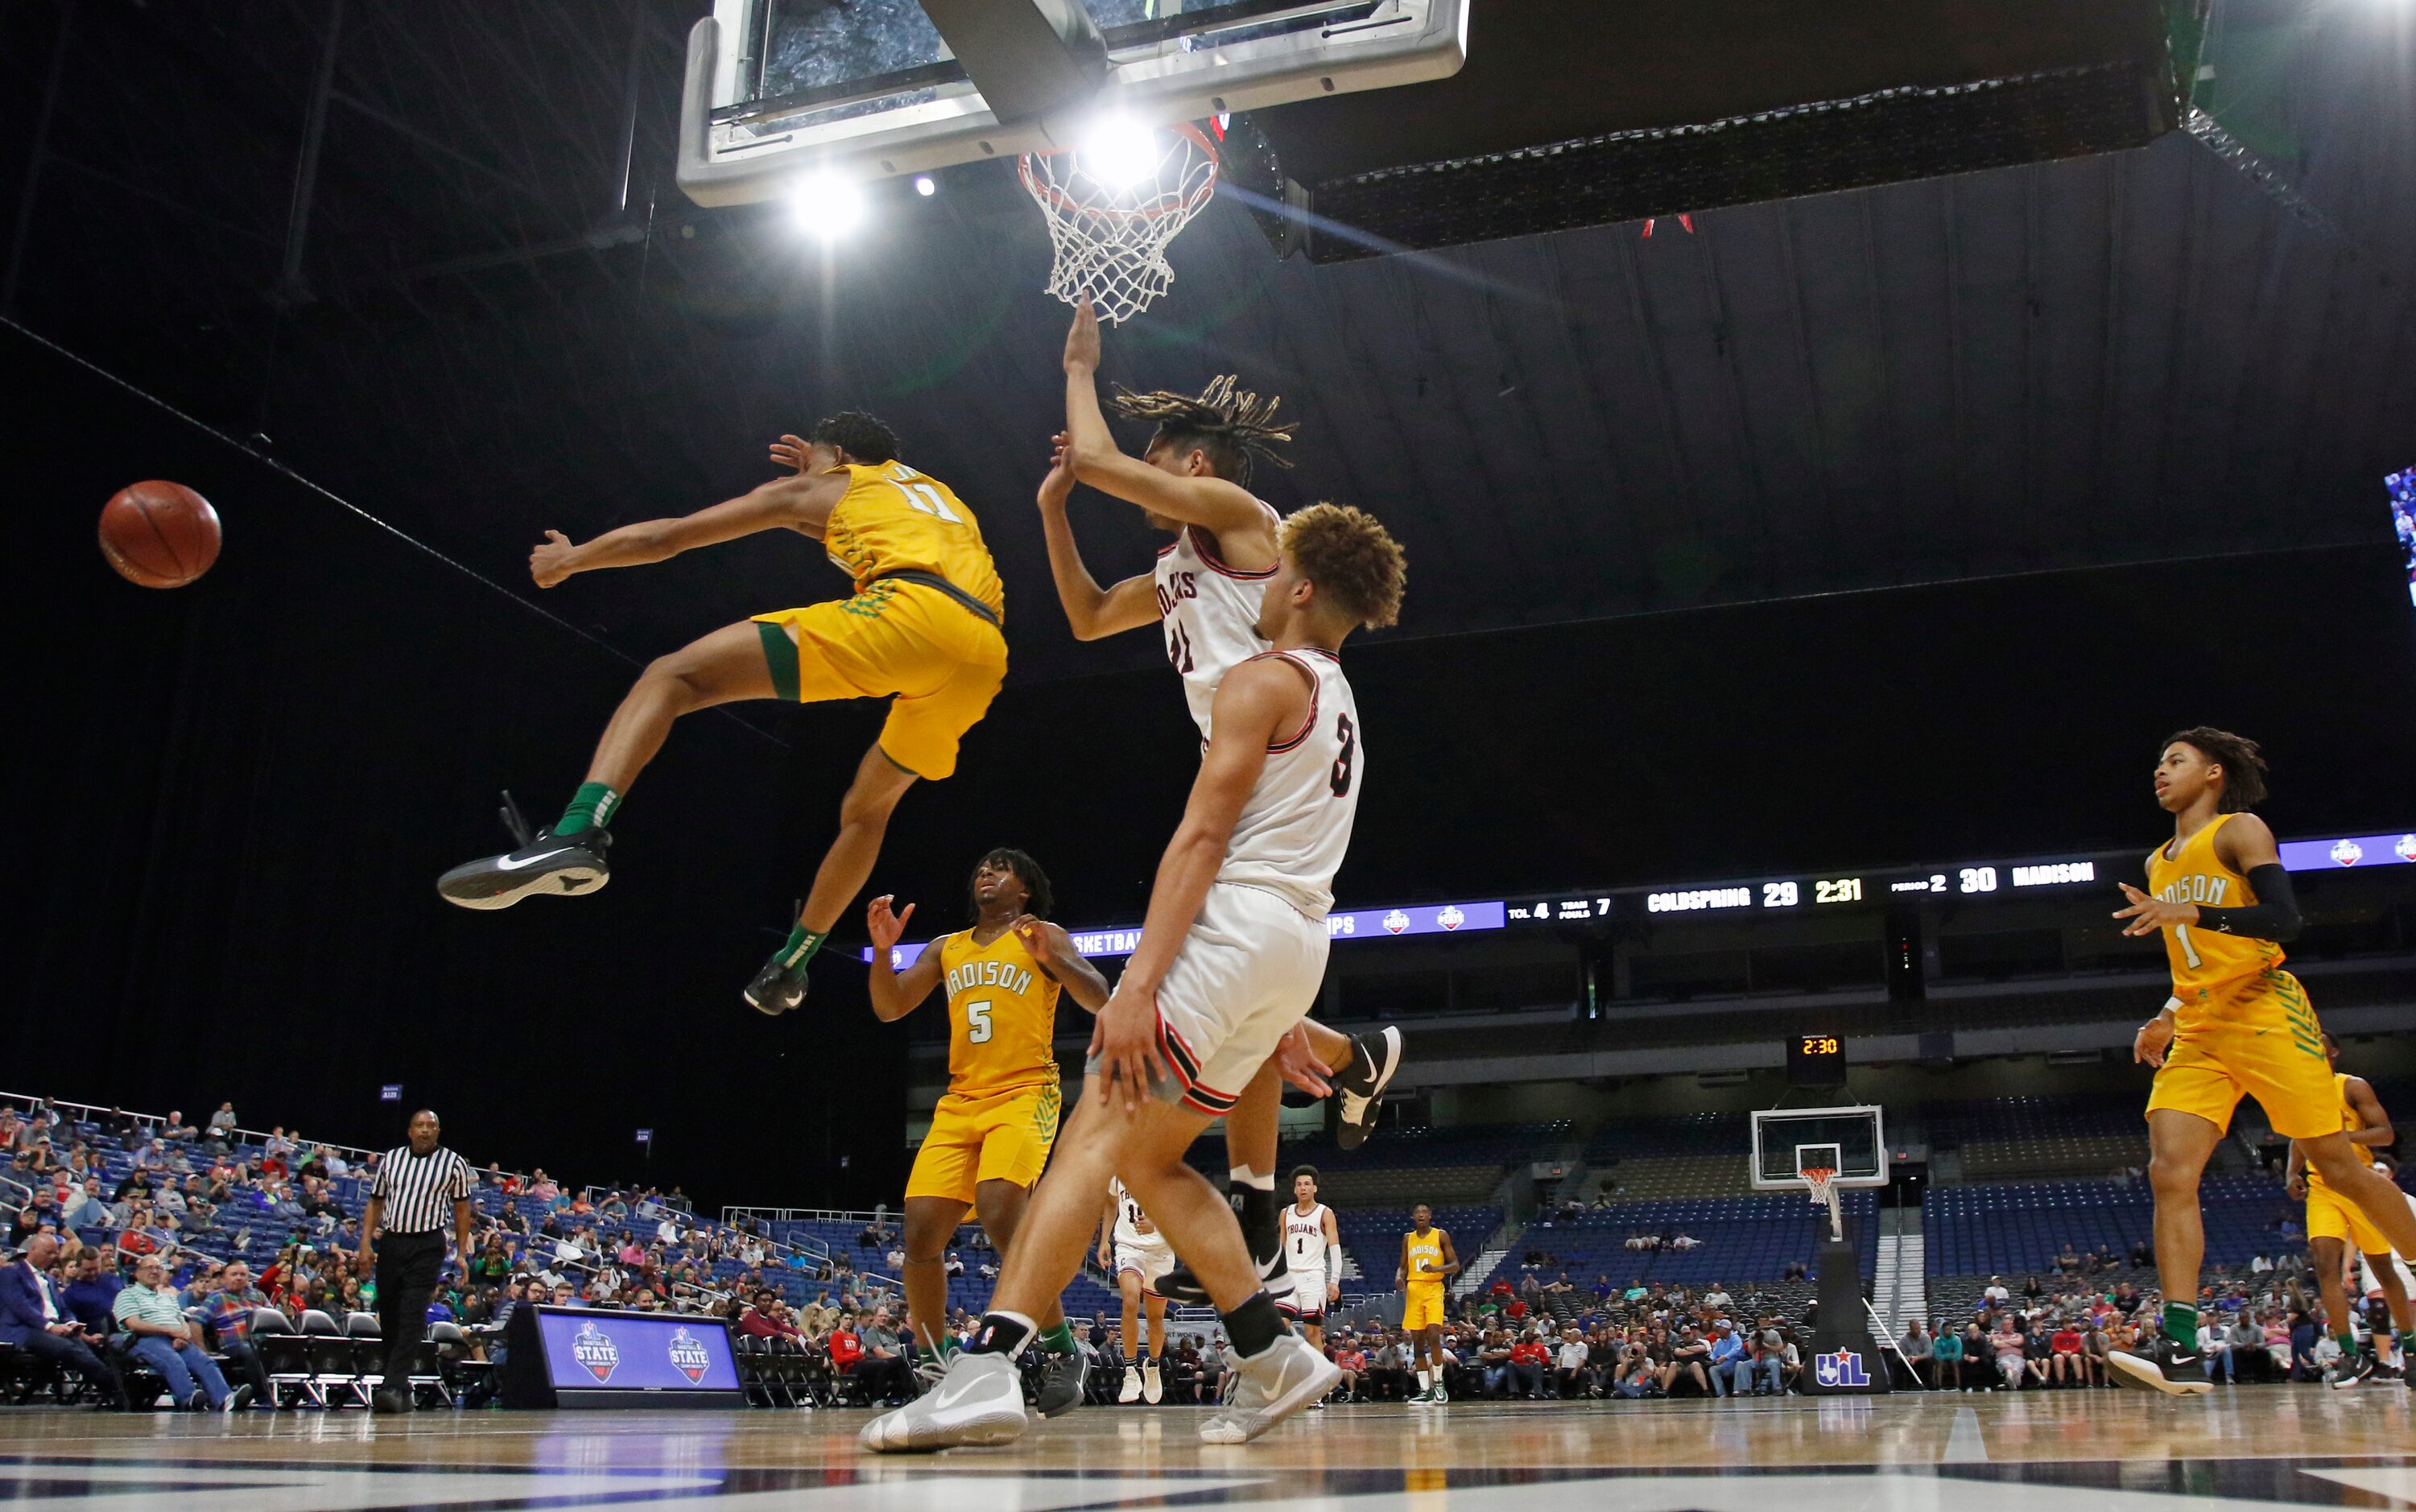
[99,480,221,589]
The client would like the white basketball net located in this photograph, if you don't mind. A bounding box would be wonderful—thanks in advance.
[1803,1167,1843,1243]
[1020,123,1219,324]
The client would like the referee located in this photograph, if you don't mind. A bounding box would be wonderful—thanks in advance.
[356,1108,475,1414]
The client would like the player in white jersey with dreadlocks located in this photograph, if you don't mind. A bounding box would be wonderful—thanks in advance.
[1030,300,1404,1297]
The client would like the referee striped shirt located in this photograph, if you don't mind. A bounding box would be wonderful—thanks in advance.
[371,1145,475,1234]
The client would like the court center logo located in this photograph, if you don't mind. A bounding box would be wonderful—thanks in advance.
[668,1326,712,1384]
[1814,1349,1869,1388]
[572,1320,620,1382]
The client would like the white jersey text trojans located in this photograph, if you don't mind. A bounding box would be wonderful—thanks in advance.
[1154,512,1278,741]
[1285,1202,1332,1281]
[1218,648,1361,918]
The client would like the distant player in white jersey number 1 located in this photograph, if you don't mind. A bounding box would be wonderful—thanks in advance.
[862,493,1407,1453]
[1280,1167,1342,1377]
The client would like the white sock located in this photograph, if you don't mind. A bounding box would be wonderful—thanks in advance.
[1416,1368,1431,1390]
[1230,1166,1277,1191]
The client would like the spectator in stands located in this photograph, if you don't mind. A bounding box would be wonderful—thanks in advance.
[1927,1321,1964,1389]
[1666,1324,1713,1396]
[1981,1275,2009,1308]
[1611,1336,1660,1398]
[2049,1319,2086,1385]
[1332,1335,1368,1402]
[2022,1274,2045,1304]
[1,1233,130,1409]
[1555,1326,1592,1398]
[193,1260,274,1404]
[160,1111,198,1142]
[1783,1259,1807,1282]
[206,1104,238,1146]
[1505,1324,1550,1398]
[115,1254,246,1411]
[1704,1320,1751,1398]
[60,1247,122,1336]
[1898,1320,1933,1388]
[1989,1316,2028,1388]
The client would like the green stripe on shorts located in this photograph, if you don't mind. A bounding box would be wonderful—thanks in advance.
[757,622,799,702]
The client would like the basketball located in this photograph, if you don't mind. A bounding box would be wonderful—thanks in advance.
[98,479,221,589]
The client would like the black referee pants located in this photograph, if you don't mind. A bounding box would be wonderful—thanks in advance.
[375,1230,444,1391]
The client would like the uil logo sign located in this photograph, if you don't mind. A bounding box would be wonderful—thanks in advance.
[668,1327,712,1384]
[1814,1349,1869,1388]
[571,1321,620,1383]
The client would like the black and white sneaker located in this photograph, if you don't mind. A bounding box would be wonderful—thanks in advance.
[744,942,811,1016]
[1333,1026,1403,1151]
[2108,1337,2212,1397]
[1158,1188,1286,1304]
[2329,1354,2381,1390]
[438,827,611,910]
[1035,1349,1088,1418]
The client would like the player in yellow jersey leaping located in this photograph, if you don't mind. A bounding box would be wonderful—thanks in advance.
[866,848,1108,1415]
[2110,728,2416,1394]
[437,414,1010,1014]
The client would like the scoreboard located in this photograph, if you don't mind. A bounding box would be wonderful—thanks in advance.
[863,826,2414,965]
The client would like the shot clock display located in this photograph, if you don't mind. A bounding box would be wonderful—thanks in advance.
[1787,1032,1847,1087]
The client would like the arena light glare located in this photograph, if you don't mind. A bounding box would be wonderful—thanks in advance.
[790,170,867,241]
[913,174,937,197]
[1079,114,1163,191]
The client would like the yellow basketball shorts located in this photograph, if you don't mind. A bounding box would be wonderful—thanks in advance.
[2307,1180,2393,1257]
[903,1081,1061,1206]
[1402,1285,1447,1332]
[753,579,1006,781]
[2145,970,2335,1139]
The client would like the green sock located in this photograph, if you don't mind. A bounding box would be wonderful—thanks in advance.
[553,782,619,836]
[2337,1331,2359,1354]
[2162,1301,2198,1352]
[777,923,828,970]
[1039,1320,1076,1354]
[919,1341,956,1367]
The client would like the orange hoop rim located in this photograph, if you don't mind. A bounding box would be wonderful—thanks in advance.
[1018,120,1220,225]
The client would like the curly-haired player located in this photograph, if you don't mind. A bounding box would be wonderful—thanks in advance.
[436,415,1010,1018]
[865,501,1407,1452]
[2112,729,2416,1394]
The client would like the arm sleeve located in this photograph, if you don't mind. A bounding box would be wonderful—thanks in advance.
[2195,863,2303,943]
[1327,1245,1344,1288]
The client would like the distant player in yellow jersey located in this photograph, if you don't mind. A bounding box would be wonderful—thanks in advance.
[865,848,1107,1411]
[2286,1033,2413,1387]
[1395,1203,1460,1403]
[2111,728,2416,1394]
[436,414,1011,1012]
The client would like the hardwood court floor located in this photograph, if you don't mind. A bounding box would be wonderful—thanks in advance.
[6,1388,2416,1509]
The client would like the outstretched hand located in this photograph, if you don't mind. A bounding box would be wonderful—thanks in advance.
[2114,882,2198,938]
[1039,433,1076,510]
[530,530,576,589]
[1064,296,1101,373]
[770,434,814,475]
[866,895,916,953]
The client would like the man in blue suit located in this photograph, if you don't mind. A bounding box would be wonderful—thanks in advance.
[0,1233,130,1408]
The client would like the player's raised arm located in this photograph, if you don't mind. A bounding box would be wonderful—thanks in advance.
[1034,448,1158,640]
[1087,658,1308,1103]
[1059,297,1282,541]
[865,896,944,1022]
[1012,915,1111,1014]
[528,437,846,587]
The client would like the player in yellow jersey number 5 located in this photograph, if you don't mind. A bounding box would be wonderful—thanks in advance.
[2111,728,2416,1394]
[866,849,1109,1414]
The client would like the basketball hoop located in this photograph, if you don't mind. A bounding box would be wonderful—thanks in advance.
[1802,1166,1843,1244]
[1019,122,1219,325]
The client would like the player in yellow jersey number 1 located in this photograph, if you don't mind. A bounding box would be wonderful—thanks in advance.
[437,413,1011,1016]
[2110,728,2416,1394]
[866,849,1109,1415]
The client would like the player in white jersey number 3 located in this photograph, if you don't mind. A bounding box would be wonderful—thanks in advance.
[863,501,1408,1452]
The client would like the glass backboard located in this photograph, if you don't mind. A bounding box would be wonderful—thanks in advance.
[678,0,1468,205]
[1749,1105,1888,1191]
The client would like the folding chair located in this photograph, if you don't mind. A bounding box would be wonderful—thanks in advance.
[345,1312,390,1400]
[301,1309,365,1408]
[249,1308,316,1408]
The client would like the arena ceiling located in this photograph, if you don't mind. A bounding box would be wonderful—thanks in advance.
[4,0,2413,686]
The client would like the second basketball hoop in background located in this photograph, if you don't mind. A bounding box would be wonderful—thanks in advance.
[1020,120,1218,324]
